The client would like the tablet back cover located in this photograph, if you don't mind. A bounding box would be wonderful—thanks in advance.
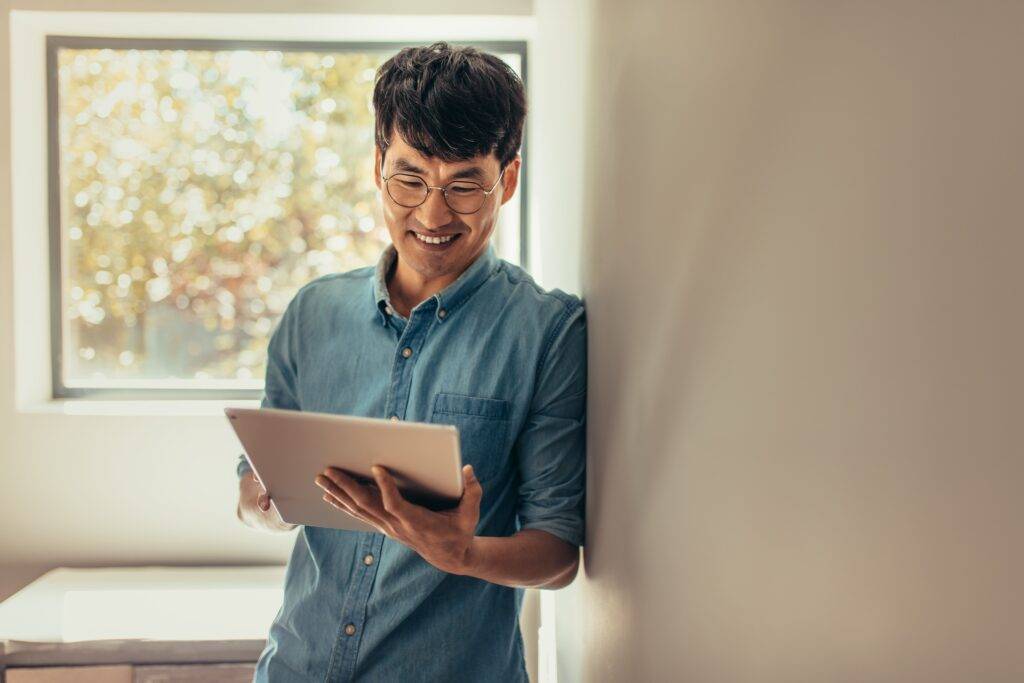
[226,407,462,532]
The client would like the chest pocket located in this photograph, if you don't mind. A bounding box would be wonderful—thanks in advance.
[428,393,511,483]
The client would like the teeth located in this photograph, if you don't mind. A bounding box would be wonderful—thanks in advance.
[414,232,455,245]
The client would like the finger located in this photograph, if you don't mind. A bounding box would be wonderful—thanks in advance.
[326,492,395,534]
[322,491,359,517]
[317,475,394,531]
[317,484,378,523]
[323,468,368,503]
[325,468,390,518]
[372,466,413,518]
[322,493,388,531]
[317,473,385,520]
[315,474,358,509]
[316,473,388,523]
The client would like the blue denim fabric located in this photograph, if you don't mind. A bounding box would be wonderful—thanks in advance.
[236,242,587,682]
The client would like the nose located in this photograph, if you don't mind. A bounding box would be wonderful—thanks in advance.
[414,186,454,230]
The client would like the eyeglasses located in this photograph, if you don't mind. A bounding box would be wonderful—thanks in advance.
[381,163,505,215]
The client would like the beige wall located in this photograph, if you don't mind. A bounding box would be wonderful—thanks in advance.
[568,1,1024,681]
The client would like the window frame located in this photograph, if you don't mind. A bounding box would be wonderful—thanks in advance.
[46,35,529,400]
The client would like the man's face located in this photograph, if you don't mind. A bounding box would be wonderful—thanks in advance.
[374,132,520,283]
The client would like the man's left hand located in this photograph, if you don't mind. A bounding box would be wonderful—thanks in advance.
[315,464,483,575]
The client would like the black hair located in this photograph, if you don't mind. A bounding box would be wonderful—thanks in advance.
[373,42,526,169]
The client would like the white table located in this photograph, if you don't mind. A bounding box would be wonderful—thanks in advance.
[0,566,285,682]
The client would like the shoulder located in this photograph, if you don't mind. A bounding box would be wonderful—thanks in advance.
[490,260,584,320]
[488,260,586,357]
[288,264,375,315]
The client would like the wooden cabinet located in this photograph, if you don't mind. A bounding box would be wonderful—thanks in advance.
[5,664,255,682]
[6,666,131,683]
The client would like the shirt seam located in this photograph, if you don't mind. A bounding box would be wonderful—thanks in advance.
[493,262,581,308]
[531,301,581,407]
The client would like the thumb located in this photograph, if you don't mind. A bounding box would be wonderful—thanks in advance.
[460,465,482,505]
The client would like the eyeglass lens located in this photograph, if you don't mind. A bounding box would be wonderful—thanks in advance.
[386,174,488,214]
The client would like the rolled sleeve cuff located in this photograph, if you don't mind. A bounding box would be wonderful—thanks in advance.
[519,518,584,548]
[236,454,253,480]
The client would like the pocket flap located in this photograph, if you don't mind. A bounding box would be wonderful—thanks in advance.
[432,393,510,420]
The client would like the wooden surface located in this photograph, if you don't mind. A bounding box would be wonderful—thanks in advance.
[133,663,255,682]
[6,665,132,682]
[3,663,255,682]
[0,639,264,667]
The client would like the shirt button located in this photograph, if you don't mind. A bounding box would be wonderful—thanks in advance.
[363,554,375,566]
[384,306,393,315]
[401,347,413,358]
[344,623,357,636]
[438,308,447,319]
[389,415,399,422]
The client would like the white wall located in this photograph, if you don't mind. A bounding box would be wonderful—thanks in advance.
[527,2,589,680]
[526,0,587,295]
[0,0,532,572]
[0,4,585,681]
[568,1,1024,681]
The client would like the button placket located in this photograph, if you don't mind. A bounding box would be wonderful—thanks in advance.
[381,305,430,491]
[330,534,382,681]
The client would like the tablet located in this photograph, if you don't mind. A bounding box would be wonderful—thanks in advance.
[225,407,463,532]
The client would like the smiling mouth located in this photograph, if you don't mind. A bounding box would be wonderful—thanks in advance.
[409,230,463,246]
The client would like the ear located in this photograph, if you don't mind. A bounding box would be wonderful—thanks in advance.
[500,156,521,205]
[374,146,384,191]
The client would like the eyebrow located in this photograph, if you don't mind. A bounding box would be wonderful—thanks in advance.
[390,157,488,183]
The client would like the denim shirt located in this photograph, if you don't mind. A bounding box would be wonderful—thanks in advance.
[236,242,587,682]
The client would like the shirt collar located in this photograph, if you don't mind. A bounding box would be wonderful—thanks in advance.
[371,242,499,326]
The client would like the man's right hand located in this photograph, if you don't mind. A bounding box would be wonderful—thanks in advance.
[237,471,297,533]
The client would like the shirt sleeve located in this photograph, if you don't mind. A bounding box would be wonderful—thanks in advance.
[514,301,588,547]
[236,290,304,479]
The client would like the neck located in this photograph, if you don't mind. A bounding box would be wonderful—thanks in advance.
[386,256,460,318]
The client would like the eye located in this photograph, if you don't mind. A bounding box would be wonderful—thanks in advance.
[448,183,482,195]
[393,175,425,189]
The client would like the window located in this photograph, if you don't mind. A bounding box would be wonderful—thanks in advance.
[47,37,527,398]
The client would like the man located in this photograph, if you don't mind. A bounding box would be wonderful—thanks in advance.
[236,42,586,682]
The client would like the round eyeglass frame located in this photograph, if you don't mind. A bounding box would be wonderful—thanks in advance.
[380,158,506,215]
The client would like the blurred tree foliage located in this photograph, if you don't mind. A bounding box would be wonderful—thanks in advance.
[58,47,390,384]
